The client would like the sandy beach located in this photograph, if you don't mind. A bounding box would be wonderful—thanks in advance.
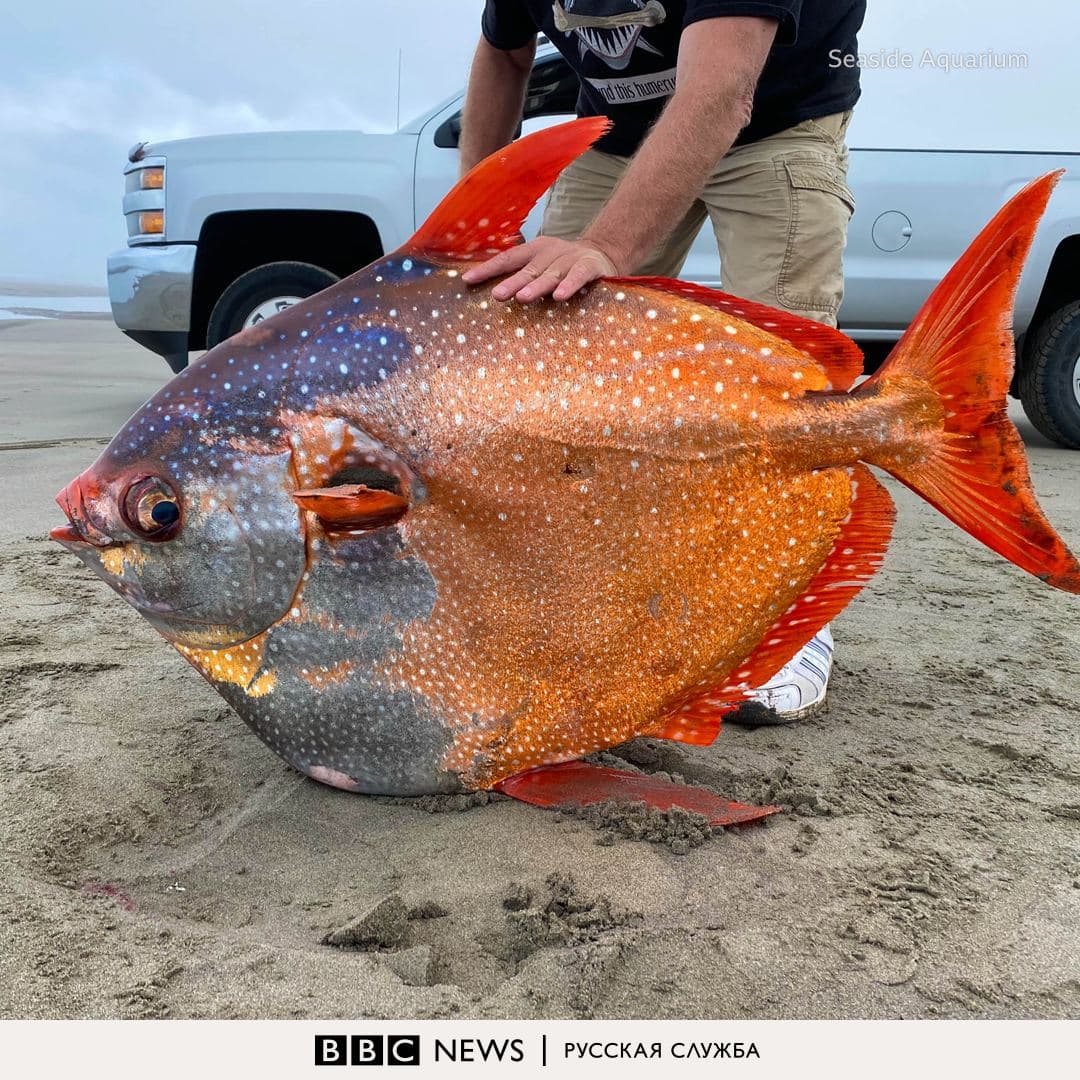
[1,316,1078,1020]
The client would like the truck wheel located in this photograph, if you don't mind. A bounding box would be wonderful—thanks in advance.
[206,262,339,347]
[1018,301,1080,450]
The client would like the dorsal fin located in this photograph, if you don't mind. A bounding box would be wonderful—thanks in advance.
[612,276,865,392]
[651,464,895,744]
[405,117,611,261]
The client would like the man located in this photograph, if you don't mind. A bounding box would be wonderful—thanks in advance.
[459,0,866,720]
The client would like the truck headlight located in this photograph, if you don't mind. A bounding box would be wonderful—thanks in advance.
[125,165,166,194]
[139,166,164,190]
[123,155,166,242]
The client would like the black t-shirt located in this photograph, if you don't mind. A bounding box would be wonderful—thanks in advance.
[482,0,866,155]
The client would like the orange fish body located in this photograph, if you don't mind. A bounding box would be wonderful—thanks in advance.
[329,273,883,790]
[53,121,1080,820]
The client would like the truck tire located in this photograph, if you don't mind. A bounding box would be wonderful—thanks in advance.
[206,262,339,347]
[1018,300,1080,450]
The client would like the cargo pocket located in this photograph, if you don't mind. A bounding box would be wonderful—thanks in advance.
[776,159,855,317]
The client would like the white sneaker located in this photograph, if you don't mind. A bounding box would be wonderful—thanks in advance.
[742,626,834,722]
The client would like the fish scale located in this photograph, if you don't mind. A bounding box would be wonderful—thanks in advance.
[326,271,858,785]
[52,119,1079,822]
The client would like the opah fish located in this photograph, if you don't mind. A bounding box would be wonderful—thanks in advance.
[53,120,1080,824]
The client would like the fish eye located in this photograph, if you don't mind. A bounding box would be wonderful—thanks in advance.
[122,477,182,541]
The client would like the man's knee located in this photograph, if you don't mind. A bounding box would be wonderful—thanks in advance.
[772,156,853,324]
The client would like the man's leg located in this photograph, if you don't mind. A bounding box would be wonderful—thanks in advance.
[702,112,855,720]
[703,110,853,326]
[542,149,709,277]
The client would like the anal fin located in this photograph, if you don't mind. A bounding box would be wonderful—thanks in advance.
[654,464,896,744]
[495,761,778,826]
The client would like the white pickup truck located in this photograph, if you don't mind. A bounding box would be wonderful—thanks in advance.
[108,47,1080,448]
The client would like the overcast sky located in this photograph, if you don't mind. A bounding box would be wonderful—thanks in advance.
[0,0,483,285]
[1,1,1072,287]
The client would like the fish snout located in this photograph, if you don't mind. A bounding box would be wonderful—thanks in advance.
[52,472,114,547]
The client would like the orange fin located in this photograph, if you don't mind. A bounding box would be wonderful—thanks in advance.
[862,170,1080,593]
[405,117,610,261]
[648,701,739,746]
[615,275,865,391]
[291,485,408,530]
[654,464,895,743]
[495,761,779,826]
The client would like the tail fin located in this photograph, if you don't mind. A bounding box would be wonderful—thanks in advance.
[863,171,1079,592]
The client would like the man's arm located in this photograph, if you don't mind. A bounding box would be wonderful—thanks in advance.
[462,16,777,302]
[459,35,537,176]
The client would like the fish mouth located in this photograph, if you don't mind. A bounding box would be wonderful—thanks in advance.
[50,522,86,544]
[575,24,645,66]
[52,473,115,548]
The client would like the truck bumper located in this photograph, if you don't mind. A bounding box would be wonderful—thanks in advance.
[107,244,197,372]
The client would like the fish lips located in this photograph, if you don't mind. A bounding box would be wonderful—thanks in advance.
[52,472,115,549]
[49,521,86,546]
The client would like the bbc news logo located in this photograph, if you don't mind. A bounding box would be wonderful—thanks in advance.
[315,1035,420,1066]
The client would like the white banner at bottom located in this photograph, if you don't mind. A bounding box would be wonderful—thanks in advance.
[2,1018,1076,1079]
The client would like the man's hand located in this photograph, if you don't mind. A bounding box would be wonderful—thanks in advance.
[461,236,621,302]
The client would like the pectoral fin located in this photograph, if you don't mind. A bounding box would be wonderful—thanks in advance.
[291,484,409,530]
[495,760,779,826]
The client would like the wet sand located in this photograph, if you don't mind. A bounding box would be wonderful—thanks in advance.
[1,318,1078,1019]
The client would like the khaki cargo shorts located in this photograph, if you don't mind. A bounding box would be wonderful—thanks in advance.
[542,111,854,327]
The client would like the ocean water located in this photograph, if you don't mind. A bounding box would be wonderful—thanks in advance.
[0,295,111,321]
